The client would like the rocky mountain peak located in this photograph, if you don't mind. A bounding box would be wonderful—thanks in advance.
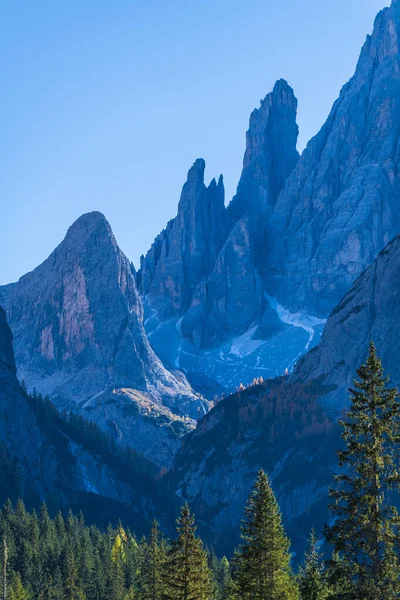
[67,210,109,231]
[355,2,400,74]
[138,159,227,317]
[178,158,223,214]
[265,0,400,318]
[227,79,299,230]
[185,158,206,183]
[51,211,122,270]
[0,214,210,466]
[140,81,299,352]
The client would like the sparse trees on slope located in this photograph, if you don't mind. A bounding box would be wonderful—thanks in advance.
[325,341,400,599]
[234,468,298,600]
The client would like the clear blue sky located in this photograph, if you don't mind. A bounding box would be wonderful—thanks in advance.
[0,0,387,284]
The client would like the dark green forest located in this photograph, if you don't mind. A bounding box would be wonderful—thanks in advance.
[2,342,400,599]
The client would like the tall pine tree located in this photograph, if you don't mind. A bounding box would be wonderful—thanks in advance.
[140,520,166,600]
[325,341,400,599]
[217,557,234,600]
[234,469,298,600]
[163,504,213,600]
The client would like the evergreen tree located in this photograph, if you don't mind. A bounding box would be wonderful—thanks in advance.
[298,530,329,600]
[234,469,298,600]
[64,550,86,600]
[2,537,8,600]
[325,342,400,599]
[107,526,127,600]
[8,572,28,600]
[217,557,234,600]
[140,520,166,600]
[163,504,213,600]
[206,548,219,598]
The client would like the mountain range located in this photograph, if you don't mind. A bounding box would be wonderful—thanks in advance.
[2,0,400,558]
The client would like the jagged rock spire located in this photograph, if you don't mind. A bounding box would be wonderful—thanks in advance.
[139,159,226,317]
[228,79,299,228]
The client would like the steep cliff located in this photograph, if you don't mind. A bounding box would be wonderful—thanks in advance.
[267,1,400,316]
[142,1,400,378]
[228,79,299,239]
[294,231,400,409]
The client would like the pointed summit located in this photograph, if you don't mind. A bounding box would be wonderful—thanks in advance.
[356,0,399,68]
[186,158,206,183]
[227,80,299,229]
[69,210,108,226]
[63,210,114,246]
[272,78,297,106]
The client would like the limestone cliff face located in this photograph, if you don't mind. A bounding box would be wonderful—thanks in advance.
[0,213,210,467]
[180,82,298,347]
[138,159,226,318]
[267,1,400,316]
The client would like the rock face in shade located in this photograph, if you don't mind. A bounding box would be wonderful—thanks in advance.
[0,308,45,481]
[0,306,179,536]
[0,212,210,467]
[294,231,400,410]
[181,215,282,347]
[266,1,400,317]
[138,159,227,318]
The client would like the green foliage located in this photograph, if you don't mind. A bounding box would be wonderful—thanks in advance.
[234,469,298,600]
[140,520,167,600]
[298,530,329,600]
[0,500,224,600]
[325,341,400,599]
[9,572,29,600]
[163,503,214,600]
[216,557,234,600]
